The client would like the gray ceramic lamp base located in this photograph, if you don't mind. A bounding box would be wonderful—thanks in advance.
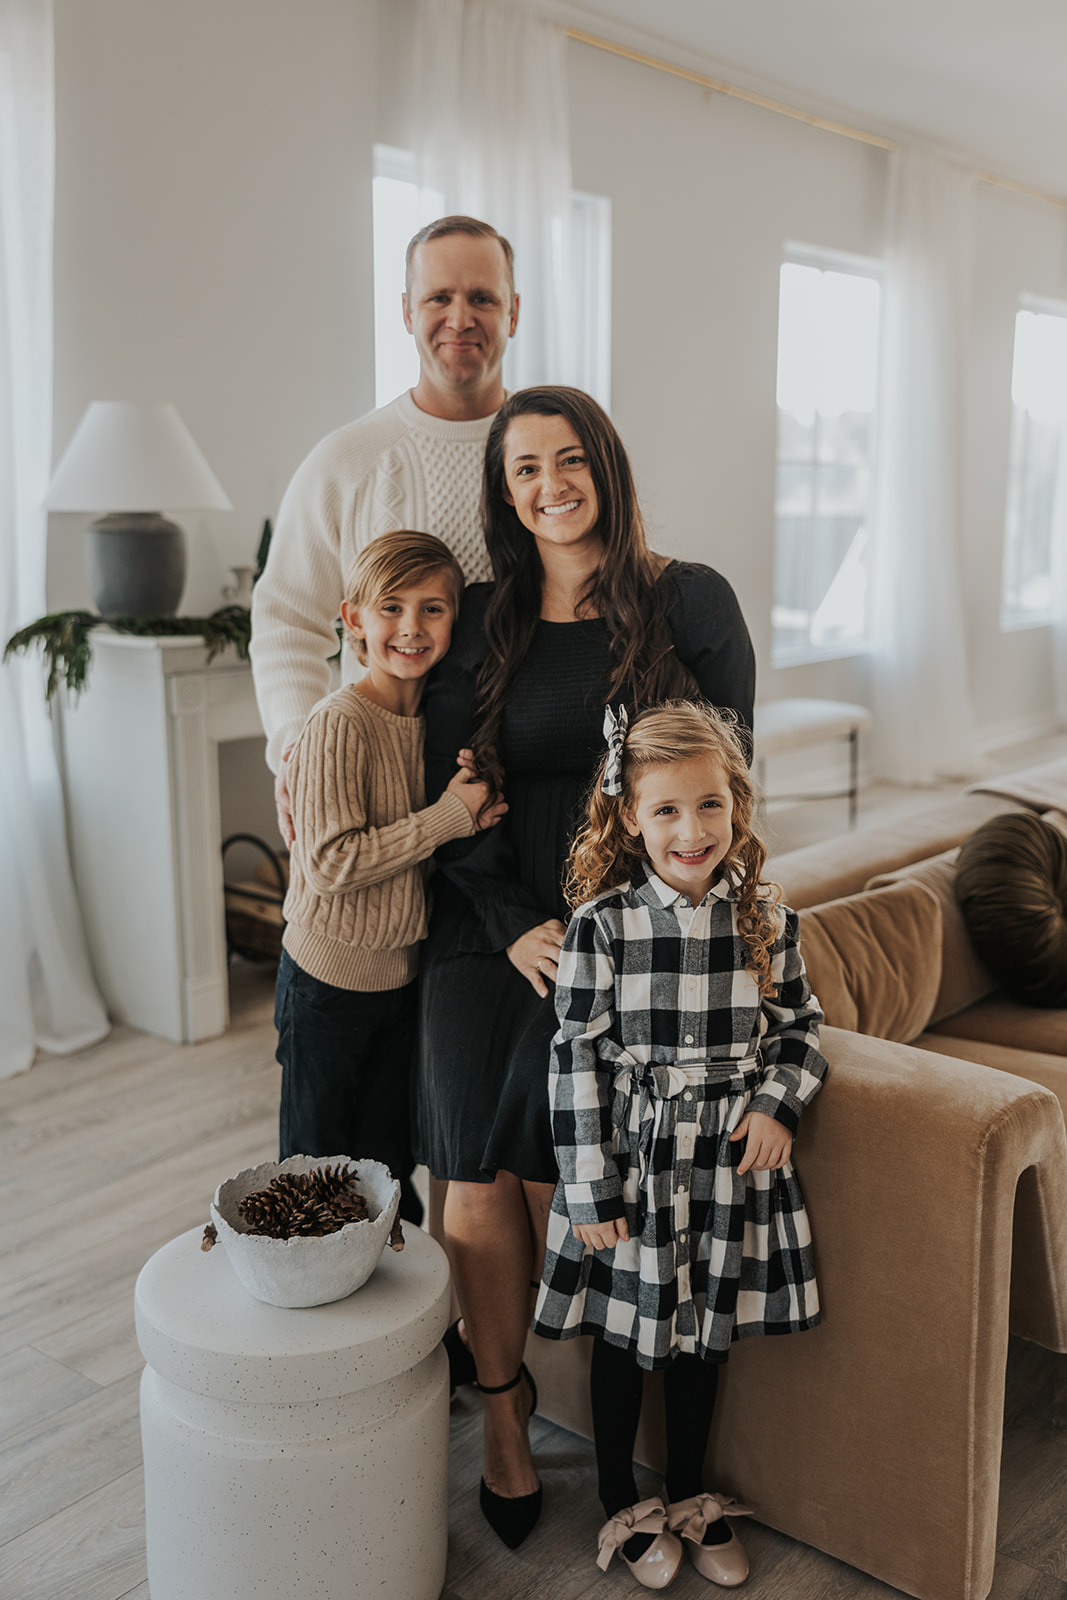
[85,513,187,617]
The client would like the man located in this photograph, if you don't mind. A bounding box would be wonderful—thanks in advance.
[251,216,519,841]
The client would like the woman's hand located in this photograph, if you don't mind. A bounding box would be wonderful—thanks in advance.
[506,919,566,997]
[573,1217,630,1250]
[729,1110,792,1175]
[445,761,507,831]
[274,746,295,846]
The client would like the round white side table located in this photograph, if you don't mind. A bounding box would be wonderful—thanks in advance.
[135,1222,451,1600]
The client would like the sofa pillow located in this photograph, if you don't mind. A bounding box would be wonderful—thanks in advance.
[798,879,943,1042]
[954,813,1067,1008]
[866,849,997,1025]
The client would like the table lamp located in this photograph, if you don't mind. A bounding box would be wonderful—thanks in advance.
[44,401,233,617]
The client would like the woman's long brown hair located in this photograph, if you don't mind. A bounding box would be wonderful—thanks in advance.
[470,387,697,797]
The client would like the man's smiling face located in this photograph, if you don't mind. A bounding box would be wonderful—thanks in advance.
[403,233,518,400]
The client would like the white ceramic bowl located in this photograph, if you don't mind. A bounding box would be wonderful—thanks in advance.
[210,1155,401,1308]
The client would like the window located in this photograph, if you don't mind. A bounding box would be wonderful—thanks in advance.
[372,146,443,409]
[772,250,882,665]
[372,145,611,409]
[1001,302,1067,630]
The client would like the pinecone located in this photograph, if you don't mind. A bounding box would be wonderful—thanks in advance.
[201,1222,218,1251]
[238,1163,370,1239]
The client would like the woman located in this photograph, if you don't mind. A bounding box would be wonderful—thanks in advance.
[415,387,755,1548]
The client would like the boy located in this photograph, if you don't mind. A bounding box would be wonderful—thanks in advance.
[274,530,504,1221]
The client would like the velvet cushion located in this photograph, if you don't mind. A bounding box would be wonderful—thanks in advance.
[924,995,1067,1059]
[866,848,998,1025]
[798,879,942,1042]
[954,813,1067,1009]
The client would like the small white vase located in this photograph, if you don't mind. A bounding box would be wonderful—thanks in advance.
[222,564,256,607]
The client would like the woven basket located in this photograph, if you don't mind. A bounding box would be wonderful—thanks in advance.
[222,833,285,962]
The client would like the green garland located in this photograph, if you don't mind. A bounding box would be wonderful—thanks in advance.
[4,605,252,703]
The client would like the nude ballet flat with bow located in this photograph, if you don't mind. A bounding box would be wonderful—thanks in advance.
[666,1492,752,1586]
[597,1496,683,1590]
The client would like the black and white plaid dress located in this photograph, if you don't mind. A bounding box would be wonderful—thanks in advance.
[533,861,827,1369]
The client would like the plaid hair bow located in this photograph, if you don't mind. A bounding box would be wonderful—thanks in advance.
[601,703,629,795]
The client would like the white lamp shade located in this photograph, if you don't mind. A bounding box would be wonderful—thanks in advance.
[44,401,233,512]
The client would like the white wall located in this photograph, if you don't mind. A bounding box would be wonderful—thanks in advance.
[565,40,885,692]
[46,3,1067,749]
[49,0,378,617]
[564,34,1067,747]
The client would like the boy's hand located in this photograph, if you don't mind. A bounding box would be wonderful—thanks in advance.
[446,762,507,830]
[573,1217,630,1250]
[730,1110,792,1175]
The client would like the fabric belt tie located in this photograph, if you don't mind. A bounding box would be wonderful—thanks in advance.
[596,1497,669,1571]
[613,1053,759,1230]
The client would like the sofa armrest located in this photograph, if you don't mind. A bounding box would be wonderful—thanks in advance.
[914,1030,1067,1348]
[708,1026,1067,1600]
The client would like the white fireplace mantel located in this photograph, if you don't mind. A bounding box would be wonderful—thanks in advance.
[59,632,266,1043]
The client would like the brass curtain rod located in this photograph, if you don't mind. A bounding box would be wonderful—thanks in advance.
[564,25,1067,212]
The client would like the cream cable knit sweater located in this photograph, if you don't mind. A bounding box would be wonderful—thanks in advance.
[281,687,474,992]
[251,391,496,772]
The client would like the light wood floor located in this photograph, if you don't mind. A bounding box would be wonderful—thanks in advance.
[2,755,1067,1600]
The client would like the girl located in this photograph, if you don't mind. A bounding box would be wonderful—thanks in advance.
[416,388,755,1548]
[533,700,826,1590]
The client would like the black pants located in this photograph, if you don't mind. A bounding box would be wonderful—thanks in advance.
[274,950,422,1223]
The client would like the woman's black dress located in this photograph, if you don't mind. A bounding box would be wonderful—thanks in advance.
[414,560,756,1185]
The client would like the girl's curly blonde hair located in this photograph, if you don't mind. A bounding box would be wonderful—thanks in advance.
[565,701,782,994]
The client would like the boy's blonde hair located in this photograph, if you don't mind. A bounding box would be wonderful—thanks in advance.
[566,700,782,994]
[343,530,465,665]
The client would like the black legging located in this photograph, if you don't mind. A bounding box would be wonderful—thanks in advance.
[590,1335,722,1516]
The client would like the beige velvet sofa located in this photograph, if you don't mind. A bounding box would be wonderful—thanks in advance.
[520,764,1067,1600]
[773,765,1067,1121]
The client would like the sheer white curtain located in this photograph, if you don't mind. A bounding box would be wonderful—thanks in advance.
[870,147,982,784]
[0,0,109,1076]
[1052,405,1067,724]
[412,0,574,389]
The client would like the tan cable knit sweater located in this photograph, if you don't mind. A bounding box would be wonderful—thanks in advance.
[281,685,474,992]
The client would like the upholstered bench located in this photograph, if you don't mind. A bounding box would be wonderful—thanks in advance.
[753,697,872,827]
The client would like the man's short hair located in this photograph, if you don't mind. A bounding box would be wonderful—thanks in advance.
[342,530,465,665]
[404,216,515,295]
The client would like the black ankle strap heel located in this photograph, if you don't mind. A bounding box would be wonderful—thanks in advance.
[477,1362,543,1547]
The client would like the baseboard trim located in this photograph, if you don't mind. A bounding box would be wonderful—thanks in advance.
[977,710,1066,755]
